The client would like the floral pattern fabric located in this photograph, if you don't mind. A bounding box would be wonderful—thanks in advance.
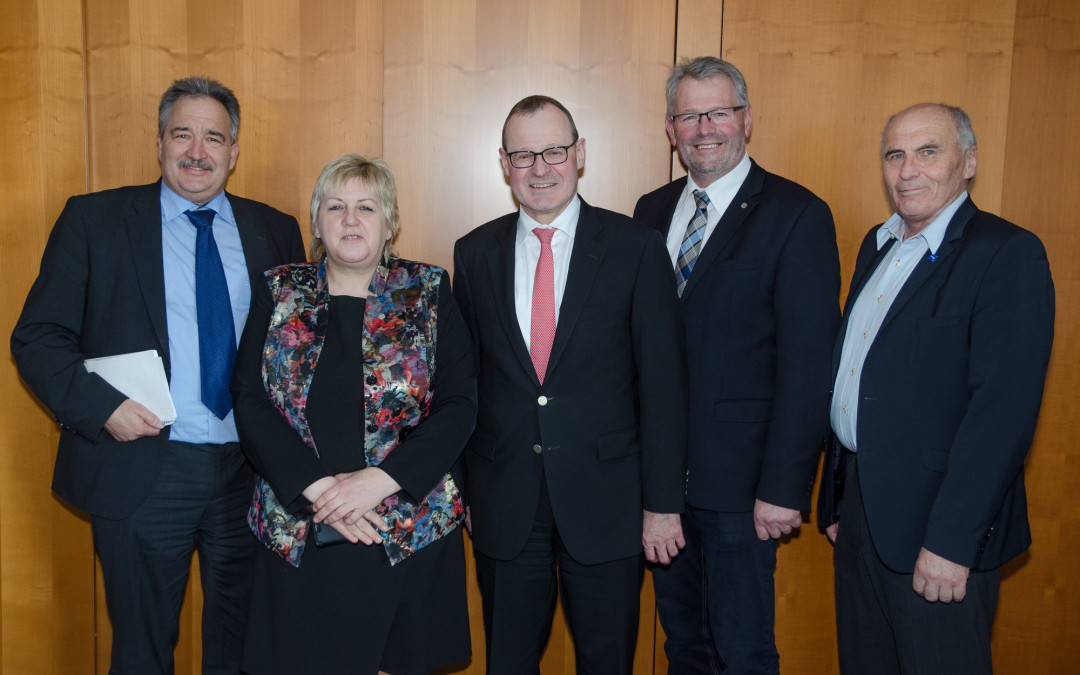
[246,258,463,567]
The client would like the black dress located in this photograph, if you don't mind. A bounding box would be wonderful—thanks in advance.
[233,277,475,675]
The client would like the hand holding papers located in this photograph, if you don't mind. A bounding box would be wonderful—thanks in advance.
[84,350,177,425]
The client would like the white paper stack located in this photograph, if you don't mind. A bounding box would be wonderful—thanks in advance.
[84,350,177,425]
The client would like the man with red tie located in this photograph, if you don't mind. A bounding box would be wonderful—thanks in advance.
[453,95,689,674]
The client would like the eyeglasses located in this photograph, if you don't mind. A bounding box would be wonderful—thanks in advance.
[506,144,574,169]
[668,106,746,128]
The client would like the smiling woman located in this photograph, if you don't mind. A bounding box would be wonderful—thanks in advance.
[230,153,477,674]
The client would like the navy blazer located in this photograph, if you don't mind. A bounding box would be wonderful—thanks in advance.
[452,198,689,565]
[818,197,1054,572]
[634,161,841,513]
[12,181,305,519]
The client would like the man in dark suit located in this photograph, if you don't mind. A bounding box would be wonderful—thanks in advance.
[12,77,305,674]
[633,56,840,674]
[819,103,1054,674]
[453,95,689,674]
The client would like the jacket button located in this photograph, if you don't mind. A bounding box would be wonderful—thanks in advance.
[537,396,548,406]
[366,375,377,385]
[366,424,378,433]
[532,444,543,454]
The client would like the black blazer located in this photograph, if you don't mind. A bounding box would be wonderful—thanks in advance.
[818,197,1054,572]
[634,161,840,513]
[452,198,689,565]
[12,181,305,519]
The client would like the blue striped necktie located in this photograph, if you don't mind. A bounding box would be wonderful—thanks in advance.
[675,189,710,296]
[186,208,236,420]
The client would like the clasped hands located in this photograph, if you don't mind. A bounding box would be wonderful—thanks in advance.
[304,468,401,546]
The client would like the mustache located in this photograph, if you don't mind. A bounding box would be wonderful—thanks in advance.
[178,158,214,171]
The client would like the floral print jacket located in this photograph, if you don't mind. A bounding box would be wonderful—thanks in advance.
[246,258,464,567]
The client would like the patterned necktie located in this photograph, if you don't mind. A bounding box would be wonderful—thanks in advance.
[530,227,557,385]
[186,208,237,419]
[676,189,711,296]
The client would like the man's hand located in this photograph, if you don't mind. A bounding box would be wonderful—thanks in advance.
[826,522,839,543]
[913,547,969,603]
[753,499,803,540]
[103,399,163,441]
[642,510,685,564]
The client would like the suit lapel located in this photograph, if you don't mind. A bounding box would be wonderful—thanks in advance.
[545,200,604,380]
[484,215,536,382]
[654,178,686,238]
[679,162,764,302]
[126,182,170,365]
[878,197,975,331]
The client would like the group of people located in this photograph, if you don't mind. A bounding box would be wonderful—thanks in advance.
[11,54,1054,675]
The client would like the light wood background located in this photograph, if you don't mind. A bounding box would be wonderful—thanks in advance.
[2,0,1077,672]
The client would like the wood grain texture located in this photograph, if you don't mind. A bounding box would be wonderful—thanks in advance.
[1,0,96,673]
[996,0,1080,671]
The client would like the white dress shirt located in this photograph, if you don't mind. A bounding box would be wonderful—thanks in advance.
[513,195,581,350]
[830,192,968,451]
[665,153,752,267]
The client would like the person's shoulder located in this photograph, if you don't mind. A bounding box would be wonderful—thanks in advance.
[964,208,1046,253]
[755,164,826,206]
[456,212,517,248]
[637,177,686,205]
[581,200,654,239]
[387,256,446,278]
[65,182,157,209]
[227,192,298,224]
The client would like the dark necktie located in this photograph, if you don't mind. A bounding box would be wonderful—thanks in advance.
[530,227,557,384]
[186,209,236,420]
[676,189,711,296]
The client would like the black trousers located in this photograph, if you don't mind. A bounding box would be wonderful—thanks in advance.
[474,474,643,675]
[834,453,999,675]
[92,440,254,675]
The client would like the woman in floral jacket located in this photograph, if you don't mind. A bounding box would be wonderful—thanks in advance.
[232,153,477,674]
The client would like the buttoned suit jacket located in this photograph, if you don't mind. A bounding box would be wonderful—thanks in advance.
[452,198,689,565]
[633,161,840,513]
[818,196,1054,572]
[12,181,305,520]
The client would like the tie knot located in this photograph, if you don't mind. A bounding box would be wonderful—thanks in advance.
[532,227,556,245]
[693,189,710,210]
[186,209,216,230]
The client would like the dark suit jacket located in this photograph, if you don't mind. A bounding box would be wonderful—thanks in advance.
[634,161,840,513]
[452,198,689,565]
[818,197,1054,572]
[12,181,305,520]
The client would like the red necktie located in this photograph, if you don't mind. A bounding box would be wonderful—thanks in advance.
[530,227,557,384]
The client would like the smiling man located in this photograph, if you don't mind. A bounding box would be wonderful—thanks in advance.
[12,77,304,674]
[453,95,689,673]
[633,57,841,674]
[820,103,1054,674]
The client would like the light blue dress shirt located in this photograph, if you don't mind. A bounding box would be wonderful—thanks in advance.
[160,183,250,443]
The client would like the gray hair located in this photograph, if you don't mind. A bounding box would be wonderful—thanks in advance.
[502,95,580,149]
[665,57,750,114]
[158,77,240,142]
[882,103,977,155]
[309,153,400,262]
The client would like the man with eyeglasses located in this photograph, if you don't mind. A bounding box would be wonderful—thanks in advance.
[634,56,841,674]
[453,95,689,673]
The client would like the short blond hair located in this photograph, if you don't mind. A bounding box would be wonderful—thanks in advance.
[309,153,400,261]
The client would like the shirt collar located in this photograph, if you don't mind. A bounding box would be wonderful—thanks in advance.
[515,194,581,244]
[159,182,233,226]
[687,152,752,202]
[875,191,968,254]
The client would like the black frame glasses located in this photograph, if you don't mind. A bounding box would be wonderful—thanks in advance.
[506,144,574,169]
[669,106,747,127]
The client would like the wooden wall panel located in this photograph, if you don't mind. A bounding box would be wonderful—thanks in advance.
[0,0,96,673]
[997,0,1080,672]
[383,2,676,672]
